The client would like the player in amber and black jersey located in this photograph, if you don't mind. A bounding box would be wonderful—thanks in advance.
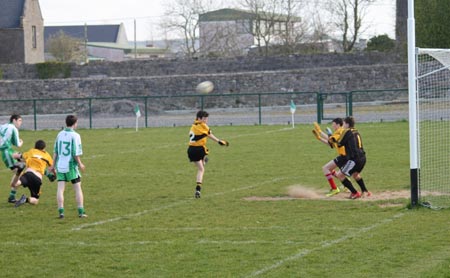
[187,111,228,198]
[333,116,371,199]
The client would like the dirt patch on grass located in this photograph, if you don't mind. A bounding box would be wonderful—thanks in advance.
[243,185,413,202]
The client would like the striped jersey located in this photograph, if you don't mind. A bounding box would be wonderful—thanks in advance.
[338,128,365,160]
[329,127,346,156]
[188,120,210,151]
[22,148,53,175]
[0,123,21,150]
[53,128,83,173]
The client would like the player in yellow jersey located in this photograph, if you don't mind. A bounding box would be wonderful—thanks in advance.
[187,110,229,198]
[12,140,55,207]
[313,118,347,197]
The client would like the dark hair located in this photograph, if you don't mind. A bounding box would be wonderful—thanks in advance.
[66,115,78,127]
[196,110,209,119]
[10,114,21,123]
[332,118,343,126]
[344,116,355,128]
[35,140,46,150]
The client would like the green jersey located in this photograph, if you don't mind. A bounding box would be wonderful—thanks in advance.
[54,128,83,173]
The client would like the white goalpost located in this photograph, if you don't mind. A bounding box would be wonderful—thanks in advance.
[409,0,450,208]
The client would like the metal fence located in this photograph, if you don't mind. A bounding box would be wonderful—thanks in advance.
[0,89,409,130]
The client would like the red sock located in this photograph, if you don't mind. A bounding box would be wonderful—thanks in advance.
[326,173,337,190]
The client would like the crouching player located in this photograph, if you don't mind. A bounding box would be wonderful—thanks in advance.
[312,118,346,197]
[12,140,55,207]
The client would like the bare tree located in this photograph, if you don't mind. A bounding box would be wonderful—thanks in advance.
[47,31,84,62]
[238,0,283,56]
[278,0,307,54]
[161,0,219,57]
[324,0,376,52]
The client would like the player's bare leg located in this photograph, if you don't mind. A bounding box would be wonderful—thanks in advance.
[194,160,205,198]
[57,182,65,218]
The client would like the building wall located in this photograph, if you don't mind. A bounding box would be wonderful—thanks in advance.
[199,20,254,55]
[88,46,125,61]
[21,0,44,63]
[0,29,25,63]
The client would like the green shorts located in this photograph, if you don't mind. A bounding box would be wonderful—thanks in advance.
[1,148,16,169]
[57,167,81,183]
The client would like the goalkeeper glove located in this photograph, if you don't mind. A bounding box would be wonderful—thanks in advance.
[313,122,322,133]
[312,129,321,140]
[218,140,229,146]
[326,127,332,136]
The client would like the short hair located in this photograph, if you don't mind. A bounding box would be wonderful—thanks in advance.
[66,115,78,127]
[10,114,21,123]
[344,116,355,128]
[34,140,46,150]
[196,110,209,119]
[332,118,343,126]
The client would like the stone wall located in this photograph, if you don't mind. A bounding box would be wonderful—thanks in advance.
[0,52,405,80]
[0,64,408,114]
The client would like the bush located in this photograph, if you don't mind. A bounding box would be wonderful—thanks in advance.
[35,62,72,79]
[366,34,396,52]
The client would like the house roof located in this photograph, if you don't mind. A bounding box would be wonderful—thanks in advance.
[0,0,25,28]
[44,25,121,43]
[87,42,169,55]
[199,8,301,22]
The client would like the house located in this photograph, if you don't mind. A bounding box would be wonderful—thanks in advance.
[44,24,168,61]
[0,0,44,64]
[44,24,128,61]
[198,8,301,56]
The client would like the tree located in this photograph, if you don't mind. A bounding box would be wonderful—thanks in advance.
[162,0,220,57]
[239,0,305,56]
[415,0,450,48]
[324,0,376,52]
[47,31,85,62]
[366,34,395,51]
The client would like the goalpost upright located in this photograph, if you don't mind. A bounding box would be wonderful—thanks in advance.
[408,0,419,207]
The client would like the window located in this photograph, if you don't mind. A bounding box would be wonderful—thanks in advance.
[32,26,36,48]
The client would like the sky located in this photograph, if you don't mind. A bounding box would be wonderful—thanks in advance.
[39,0,396,42]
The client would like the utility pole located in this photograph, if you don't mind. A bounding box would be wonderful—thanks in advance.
[134,19,137,59]
[84,23,88,63]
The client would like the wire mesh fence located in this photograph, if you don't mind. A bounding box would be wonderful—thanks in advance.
[0,89,409,130]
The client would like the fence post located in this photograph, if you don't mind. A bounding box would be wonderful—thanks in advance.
[316,92,322,124]
[89,98,92,129]
[33,99,37,130]
[144,97,148,128]
[348,91,353,116]
[258,94,262,125]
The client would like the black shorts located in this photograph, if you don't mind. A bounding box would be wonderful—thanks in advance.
[333,156,348,168]
[187,146,207,162]
[19,172,42,199]
[334,156,366,175]
[350,156,366,174]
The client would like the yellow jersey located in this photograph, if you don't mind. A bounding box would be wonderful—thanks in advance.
[329,127,346,156]
[22,148,53,175]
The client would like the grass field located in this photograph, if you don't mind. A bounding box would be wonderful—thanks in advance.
[1,121,450,277]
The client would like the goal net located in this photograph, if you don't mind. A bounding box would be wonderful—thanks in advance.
[416,48,450,208]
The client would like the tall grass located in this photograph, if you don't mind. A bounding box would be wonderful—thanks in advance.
[0,122,449,277]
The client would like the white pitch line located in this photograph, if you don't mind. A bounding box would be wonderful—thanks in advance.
[71,176,293,231]
[245,212,406,277]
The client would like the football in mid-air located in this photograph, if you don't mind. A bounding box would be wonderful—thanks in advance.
[196,81,214,94]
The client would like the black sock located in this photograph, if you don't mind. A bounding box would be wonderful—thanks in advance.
[196,183,202,192]
[342,178,357,194]
[356,178,368,192]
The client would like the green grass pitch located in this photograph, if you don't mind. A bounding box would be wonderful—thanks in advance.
[1,122,450,277]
